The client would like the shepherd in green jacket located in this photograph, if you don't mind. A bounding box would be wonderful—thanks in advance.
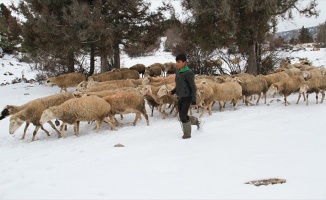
[169,54,201,139]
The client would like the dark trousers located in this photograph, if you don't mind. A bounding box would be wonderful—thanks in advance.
[177,97,191,123]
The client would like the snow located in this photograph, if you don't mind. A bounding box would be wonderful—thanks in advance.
[1,47,326,199]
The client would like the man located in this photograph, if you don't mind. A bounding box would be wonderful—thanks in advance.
[169,54,200,139]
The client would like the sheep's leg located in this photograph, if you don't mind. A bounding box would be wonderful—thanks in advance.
[218,101,224,111]
[199,104,207,118]
[141,108,150,126]
[263,92,267,104]
[40,125,51,137]
[255,94,262,105]
[103,117,116,131]
[31,125,41,142]
[233,99,239,110]
[284,96,290,106]
[74,121,80,136]
[110,115,121,127]
[47,120,62,138]
[133,112,141,126]
[245,96,254,106]
[320,91,325,103]
[315,92,319,104]
[306,94,309,106]
[296,92,302,104]
[60,122,68,137]
[94,120,102,132]
[21,122,30,140]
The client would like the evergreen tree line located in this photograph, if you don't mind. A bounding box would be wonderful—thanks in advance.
[0,0,325,77]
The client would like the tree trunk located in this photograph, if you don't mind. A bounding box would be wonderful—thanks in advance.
[113,43,120,69]
[89,45,95,75]
[100,46,108,73]
[67,51,74,73]
[256,43,262,75]
[246,43,257,75]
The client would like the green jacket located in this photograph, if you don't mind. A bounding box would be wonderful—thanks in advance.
[171,66,197,104]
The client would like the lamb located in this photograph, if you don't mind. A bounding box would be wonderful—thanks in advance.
[233,76,268,106]
[102,91,149,127]
[268,75,305,106]
[196,81,215,117]
[39,96,116,137]
[299,76,326,105]
[9,92,75,141]
[156,84,178,118]
[129,64,146,78]
[140,85,166,119]
[45,72,86,92]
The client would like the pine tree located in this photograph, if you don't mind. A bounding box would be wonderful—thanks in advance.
[298,26,314,43]
[180,0,318,75]
[316,21,326,47]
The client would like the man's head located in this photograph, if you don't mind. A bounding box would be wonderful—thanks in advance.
[176,54,187,69]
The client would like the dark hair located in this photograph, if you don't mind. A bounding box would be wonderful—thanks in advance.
[176,54,187,62]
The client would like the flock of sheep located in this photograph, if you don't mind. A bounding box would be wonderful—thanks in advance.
[1,59,326,142]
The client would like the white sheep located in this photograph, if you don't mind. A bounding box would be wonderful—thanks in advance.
[206,81,242,111]
[301,68,323,80]
[233,76,268,106]
[40,96,116,137]
[156,84,178,118]
[299,76,326,105]
[46,72,86,92]
[269,75,305,106]
[196,81,214,117]
[9,92,75,141]
[102,90,150,127]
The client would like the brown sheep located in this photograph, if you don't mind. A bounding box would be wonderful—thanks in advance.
[144,65,162,77]
[121,69,140,80]
[130,64,146,77]
[46,72,86,92]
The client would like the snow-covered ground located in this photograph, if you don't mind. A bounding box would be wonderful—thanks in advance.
[1,47,326,199]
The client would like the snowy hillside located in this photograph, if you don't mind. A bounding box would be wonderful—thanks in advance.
[1,47,326,199]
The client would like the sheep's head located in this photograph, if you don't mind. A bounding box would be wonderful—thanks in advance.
[76,81,87,91]
[301,71,309,80]
[39,108,56,125]
[299,83,309,94]
[9,116,24,135]
[142,76,151,85]
[157,85,173,98]
[45,77,56,86]
[73,91,86,98]
[268,84,278,96]
[141,85,152,95]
